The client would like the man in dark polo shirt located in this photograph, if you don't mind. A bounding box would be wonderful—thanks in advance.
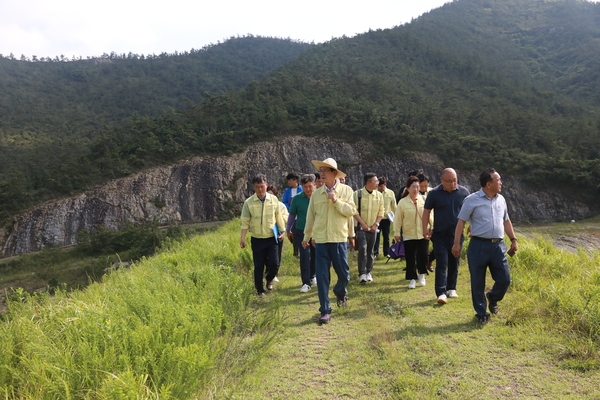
[452,168,518,324]
[422,168,470,305]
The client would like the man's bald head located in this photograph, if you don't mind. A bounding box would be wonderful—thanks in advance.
[441,168,458,192]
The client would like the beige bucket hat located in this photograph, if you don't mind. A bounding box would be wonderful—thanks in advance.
[311,157,346,178]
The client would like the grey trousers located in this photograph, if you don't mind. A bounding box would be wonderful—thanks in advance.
[356,230,376,275]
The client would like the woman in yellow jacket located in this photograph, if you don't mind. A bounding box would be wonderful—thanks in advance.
[394,176,433,289]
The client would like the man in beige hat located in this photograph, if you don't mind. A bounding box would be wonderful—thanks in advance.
[302,158,357,324]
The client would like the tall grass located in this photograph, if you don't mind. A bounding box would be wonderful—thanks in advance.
[507,235,600,370]
[0,220,278,398]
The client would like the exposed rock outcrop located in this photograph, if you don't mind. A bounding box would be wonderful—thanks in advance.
[1,137,593,256]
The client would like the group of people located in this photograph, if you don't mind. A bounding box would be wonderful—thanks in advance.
[240,158,518,325]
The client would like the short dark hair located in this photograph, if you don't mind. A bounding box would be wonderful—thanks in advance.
[378,176,387,185]
[417,173,429,183]
[314,172,320,179]
[479,168,497,188]
[252,174,268,185]
[300,174,316,185]
[401,176,420,198]
[363,172,377,185]
[286,173,299,181]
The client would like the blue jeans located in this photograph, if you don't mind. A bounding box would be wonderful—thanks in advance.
[467,238,511,318]
[432,234,462,296]
[315,242,350,314]
[251,237,279,294]
[356,230,376,275]
[293,227,315,285]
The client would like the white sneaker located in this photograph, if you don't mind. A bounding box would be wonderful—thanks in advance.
[359,274,368,283]
[437,294,448,304]
[446,290,458,298]
[418,274,426,287]
[272,276,279,282]
[367,273,373,282]
[408,279,416,289]
[300,284,311,293]
[310,277,317,286]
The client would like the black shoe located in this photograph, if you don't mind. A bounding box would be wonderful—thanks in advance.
[335,293,348,307]
[486,292,499,314]
[477,314,489,325]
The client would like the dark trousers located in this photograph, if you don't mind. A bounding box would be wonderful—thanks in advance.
[432,234,463,296]
[356,230,377,275]
[293,227,315,285]
[404,239,429,280]
[467,238,511,318]
[374,219,391,257]
[251,237,279,294]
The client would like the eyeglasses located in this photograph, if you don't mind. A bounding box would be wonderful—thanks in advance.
[318,168,332,174]
[441,178,457,184]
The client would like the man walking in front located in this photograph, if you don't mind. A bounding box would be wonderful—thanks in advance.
[303,158,356,324]
[354,173,384,283]
[452,168,518,324]
[240,174,286,296]
[422,168,470,305]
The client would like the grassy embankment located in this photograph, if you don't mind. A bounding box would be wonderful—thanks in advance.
[2,219,600,398]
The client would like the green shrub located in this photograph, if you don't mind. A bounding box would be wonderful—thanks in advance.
[0,219,278,398]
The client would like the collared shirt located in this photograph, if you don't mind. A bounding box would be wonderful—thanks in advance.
[288,191,311,230]
[457,189,509,239]
[380,187,397,220]
[240,193,286,238]
[282,185,303,210]
[303,183,357,244]
[394,195,433,240]
[424,184,470,236]
[353,187,384,227]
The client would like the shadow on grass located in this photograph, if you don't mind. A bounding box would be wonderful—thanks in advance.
[393,320,480,339]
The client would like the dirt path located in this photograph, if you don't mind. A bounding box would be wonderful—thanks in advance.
[230,246,600,399]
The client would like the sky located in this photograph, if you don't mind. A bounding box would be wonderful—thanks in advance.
[0,0,452,59]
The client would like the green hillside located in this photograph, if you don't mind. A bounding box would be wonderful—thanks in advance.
[2,0,600,224]
[0,35,312,141]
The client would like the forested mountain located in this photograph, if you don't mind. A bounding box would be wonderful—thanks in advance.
[0,36,312,141]
[0,36,312,221]
[2,0,600,225]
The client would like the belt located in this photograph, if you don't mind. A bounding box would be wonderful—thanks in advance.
[471,236,503,243]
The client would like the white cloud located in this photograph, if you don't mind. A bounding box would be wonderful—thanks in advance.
[0,0,452,58]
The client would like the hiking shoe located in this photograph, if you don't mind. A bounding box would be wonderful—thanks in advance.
[367,273,373,282]
[310,277,317,286]
[266,281,274,291]
[437,294,448,304]
[319,313,331,324]
[359,274,368,283]
[418,274,426,287]
[408,279,416,289]
[336,293,348,307]
[477,315,489,325]
[446,290,458,298]
[257,292,266,297]
[272,276,279,282]
[486,292,499,314]
[300,284,311,293]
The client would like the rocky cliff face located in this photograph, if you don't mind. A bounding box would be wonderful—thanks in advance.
[1,137,593,256]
